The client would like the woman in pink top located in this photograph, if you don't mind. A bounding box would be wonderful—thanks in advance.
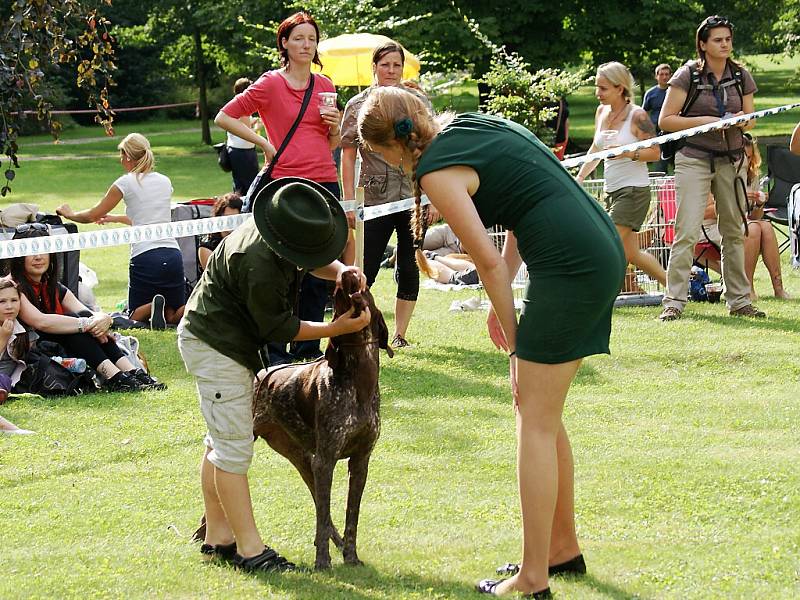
[214,11,341,364]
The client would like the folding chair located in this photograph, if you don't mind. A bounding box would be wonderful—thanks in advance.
[693,224,721,274]
[789,183,800,269]
[765,145,800,253]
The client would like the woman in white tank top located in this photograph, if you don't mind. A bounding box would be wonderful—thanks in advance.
[577,61,666,287]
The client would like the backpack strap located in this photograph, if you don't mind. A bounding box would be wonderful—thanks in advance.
[679,62,703,116]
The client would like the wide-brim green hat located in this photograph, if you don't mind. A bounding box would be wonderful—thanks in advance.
[252,177,348,270]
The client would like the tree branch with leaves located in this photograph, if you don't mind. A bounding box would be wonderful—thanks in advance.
[1,0,116,196]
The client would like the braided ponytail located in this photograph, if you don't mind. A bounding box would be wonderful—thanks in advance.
[357,87,454,278]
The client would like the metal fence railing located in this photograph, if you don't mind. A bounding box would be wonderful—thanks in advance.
[486,175,676,298]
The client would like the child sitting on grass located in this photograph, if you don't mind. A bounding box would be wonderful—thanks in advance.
[0,275,36,404]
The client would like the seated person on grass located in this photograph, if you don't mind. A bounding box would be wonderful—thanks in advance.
[56,133,185,330]
[418,250,479,286]
[8,227,165,392]
[0,275,36,403]
[198,193,243,271]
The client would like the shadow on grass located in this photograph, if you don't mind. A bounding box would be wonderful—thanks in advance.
[686,311,800,334]
[577,573,649,599]
[225,563,642,600]
[1,433,197,490]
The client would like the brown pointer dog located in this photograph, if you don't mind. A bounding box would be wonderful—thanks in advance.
[252,271,393,569]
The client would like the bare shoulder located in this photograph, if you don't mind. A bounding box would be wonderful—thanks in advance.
[632,108,657,137]
[420,165,480,197]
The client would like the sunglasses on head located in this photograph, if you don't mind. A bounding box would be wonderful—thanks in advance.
[701,16,734,33]
[15,223,49,234]
[12,222,49,240]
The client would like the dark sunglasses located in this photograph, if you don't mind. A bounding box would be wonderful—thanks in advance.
[15,223,48,234]
[700,16,734,33]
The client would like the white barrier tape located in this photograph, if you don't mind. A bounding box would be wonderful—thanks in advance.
[0,213,251,259]
[3,103,796,259]
[561,101,800,168]
[339,195,430,221]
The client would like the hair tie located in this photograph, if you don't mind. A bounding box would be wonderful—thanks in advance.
[394,117,413,138]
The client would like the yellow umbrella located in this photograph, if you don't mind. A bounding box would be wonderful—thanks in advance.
[312,33,421,87]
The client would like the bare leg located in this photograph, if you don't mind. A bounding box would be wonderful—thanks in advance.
[743,222,761,300]
[757,222,790,298]
[495,358,582,596]
[435,255,475,271]
[114,357,136,372]
[617,225,666,286]
[166,305,186,324]
[548,424,581,565]
[129,304,150,322]
[214,468,266,558]
[0,415,21,432]
[393,299,416,339]
[201,447,235,546]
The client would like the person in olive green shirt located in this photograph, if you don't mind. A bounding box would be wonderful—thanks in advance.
[178,178,369,573]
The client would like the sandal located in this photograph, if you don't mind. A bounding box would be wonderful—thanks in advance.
[496,553,586,577]
[200,541,237,562]
[476,579,551,598]
[233,546,296,572]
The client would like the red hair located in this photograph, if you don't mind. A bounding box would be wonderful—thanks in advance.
[276,12,323,69]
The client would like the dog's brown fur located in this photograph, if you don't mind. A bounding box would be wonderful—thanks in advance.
[252,271,392,569]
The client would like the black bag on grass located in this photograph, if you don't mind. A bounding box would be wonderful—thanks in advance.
[14,341,99,396]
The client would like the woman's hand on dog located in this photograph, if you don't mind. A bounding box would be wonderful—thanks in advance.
[332,305,371,336]
[336,265,367,292]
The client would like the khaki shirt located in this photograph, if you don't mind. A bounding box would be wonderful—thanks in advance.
[341,86,433,206]
[669,60,757,159]
[182,219,304,373]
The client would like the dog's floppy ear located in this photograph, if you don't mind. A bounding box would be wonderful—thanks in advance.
[376,307,393,358]
[324,339,339,369]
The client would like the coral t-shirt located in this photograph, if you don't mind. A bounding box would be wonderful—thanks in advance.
[221,70,338,182]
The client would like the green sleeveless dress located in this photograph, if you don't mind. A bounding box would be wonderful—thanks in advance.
[416,113,626,363]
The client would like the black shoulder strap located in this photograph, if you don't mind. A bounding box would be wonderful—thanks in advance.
[727,59,744,100]
[264,75,316,179]
[680,62,703,116]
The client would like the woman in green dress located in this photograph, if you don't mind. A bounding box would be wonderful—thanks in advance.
[358,87,626,598]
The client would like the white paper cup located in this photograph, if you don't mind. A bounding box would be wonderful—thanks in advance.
[318,92,337,113]
[599,129,619,149]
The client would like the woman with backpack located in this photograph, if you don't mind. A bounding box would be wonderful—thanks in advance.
[214,11,341,364]
[657,15,763,321]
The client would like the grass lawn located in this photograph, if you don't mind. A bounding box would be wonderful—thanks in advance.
[2,66,800,598]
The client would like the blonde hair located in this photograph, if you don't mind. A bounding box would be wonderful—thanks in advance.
[744,135,761,186]
[596,62,635,102]
[357,86,452,260]
[117,133,154,179]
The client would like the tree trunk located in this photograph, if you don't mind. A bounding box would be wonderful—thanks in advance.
[193,27,211,145]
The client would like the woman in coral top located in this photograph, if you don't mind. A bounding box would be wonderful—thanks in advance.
[214,11,341,364]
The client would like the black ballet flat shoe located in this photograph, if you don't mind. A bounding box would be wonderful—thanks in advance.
[476,579,551,598]
[497,553,586,578]
[200,541,237,562]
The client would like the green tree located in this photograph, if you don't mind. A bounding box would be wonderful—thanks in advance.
[141,0,281,145]
[1,0,115,195]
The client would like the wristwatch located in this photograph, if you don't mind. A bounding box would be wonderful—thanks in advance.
[633,149,641,161]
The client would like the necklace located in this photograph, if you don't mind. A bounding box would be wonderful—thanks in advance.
[605,104,628,128]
